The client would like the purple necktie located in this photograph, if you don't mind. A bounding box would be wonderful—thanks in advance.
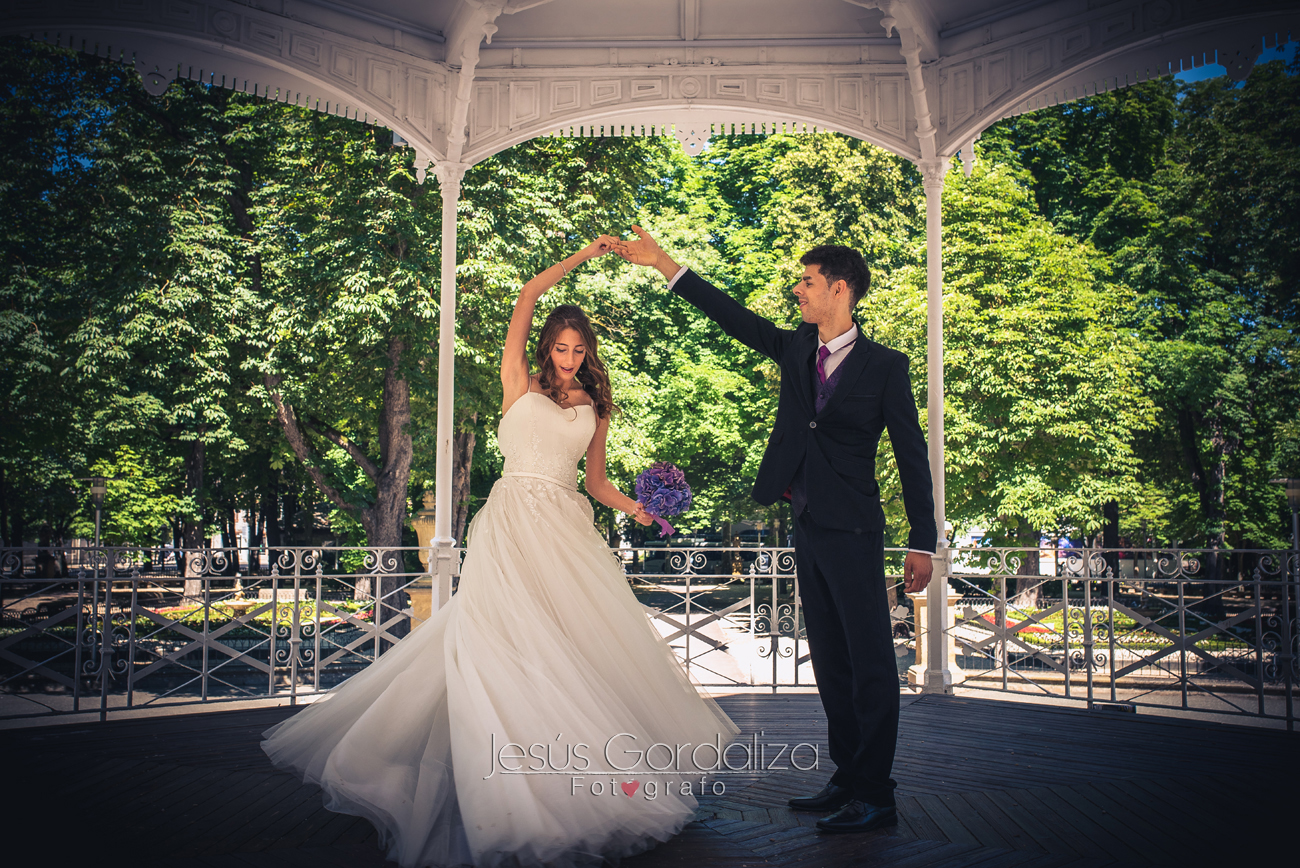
[816,345,832,384]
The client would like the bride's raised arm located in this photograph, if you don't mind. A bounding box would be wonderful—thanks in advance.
[501,235,619,412]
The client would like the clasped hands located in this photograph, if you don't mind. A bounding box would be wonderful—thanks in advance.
[573,227,671,273]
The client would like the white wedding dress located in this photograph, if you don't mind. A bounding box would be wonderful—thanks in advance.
[262,390,740,868]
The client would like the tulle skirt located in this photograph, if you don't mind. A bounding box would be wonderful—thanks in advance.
[261,475,740,867]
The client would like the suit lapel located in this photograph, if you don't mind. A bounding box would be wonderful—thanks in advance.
[815,334,873,420]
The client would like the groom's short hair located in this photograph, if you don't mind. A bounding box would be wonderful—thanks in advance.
[800,246,870,306]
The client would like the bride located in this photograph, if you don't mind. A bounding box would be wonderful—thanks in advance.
[261,235,740,868]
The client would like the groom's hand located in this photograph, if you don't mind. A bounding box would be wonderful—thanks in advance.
[615,225,681,282]
[903,551,934,594]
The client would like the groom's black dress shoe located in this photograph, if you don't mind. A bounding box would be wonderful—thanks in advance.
[814,800,898,834]
[787,783,853,812]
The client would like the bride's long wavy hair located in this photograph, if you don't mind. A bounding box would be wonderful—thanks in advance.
[535,305,616,419]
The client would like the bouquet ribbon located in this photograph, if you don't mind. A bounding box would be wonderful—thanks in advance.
[650,515,675,538]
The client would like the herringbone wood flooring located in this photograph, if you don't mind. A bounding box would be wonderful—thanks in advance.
[7,693,1295,867]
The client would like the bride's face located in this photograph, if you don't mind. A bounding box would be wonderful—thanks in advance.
[549,327,587,385]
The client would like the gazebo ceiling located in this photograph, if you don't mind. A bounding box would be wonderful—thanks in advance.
[4,0,1297,172]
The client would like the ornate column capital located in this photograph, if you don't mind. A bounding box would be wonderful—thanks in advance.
[430,161,471,191]
[918,157,949,191]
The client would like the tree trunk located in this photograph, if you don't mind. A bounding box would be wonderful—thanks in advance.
[1011,520,1044,611]
[452,418,477,544]
[36,518,57,579]
[1176,408,1231,618]
[282,491,298,545]
[0,467,8,548]
[722,521,741,574]
[246,506,260,575]
[263,485,283,573]
[1203,417,1232,622]
[182,439,205,603]
[1103,499,1119,578]
[357,337,414,646]
[263,487,282,546]
[224,507,237,575]
[266,326,416,646]
[10,507,23,550]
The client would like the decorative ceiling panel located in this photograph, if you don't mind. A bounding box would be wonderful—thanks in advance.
[2,0,1295,172]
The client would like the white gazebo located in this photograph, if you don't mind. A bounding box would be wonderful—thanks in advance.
[7,0,1295,692]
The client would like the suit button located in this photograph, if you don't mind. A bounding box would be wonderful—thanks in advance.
[809,421,817,428]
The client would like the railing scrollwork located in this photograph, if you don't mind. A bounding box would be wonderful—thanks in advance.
[2,543,1293,727]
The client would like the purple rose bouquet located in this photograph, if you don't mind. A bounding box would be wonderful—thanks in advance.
[634,461,692,538]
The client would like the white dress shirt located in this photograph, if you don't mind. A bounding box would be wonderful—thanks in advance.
[818,324,857,379]
[667,266,932,557]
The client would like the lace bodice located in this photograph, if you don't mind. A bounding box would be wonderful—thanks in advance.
[497,391,597,490]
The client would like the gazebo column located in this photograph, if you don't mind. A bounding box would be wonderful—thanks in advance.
[430,161,470,608]
[916,157,963,694]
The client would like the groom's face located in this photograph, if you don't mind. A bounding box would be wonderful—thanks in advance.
[793,265,847,325]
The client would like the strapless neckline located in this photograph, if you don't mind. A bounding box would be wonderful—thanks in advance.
[511,389,596,419]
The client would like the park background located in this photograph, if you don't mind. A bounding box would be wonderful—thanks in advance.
[4,35,1298,568]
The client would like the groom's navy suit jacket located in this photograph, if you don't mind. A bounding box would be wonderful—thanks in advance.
[673,269,938,553]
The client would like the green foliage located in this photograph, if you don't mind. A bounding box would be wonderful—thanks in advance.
[251,104,441,452]
[71,447,195,546]
[0,38,129,544]
[3,34,1295,556]
[983,62,1300,548]
[921,161,1152,544]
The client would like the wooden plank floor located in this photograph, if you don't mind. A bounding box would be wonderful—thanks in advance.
[6,693,1295,867]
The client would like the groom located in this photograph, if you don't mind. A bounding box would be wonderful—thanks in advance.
[617,227,936,833]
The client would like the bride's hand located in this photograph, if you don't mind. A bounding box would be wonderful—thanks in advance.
[580,234,619,261]
[632,503,654,527]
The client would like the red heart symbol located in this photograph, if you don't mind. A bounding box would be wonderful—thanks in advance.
[621,780,640,797]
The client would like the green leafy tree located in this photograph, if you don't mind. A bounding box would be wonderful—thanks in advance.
[983,64,1300,554]
[0,37,102,548]
[938,160,1151,598]
[687,133,925,544]
[71,447,194,547]
[250,106,438,562]
[1,39,251,568]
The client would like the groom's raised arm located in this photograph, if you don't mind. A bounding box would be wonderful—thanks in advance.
[670,269,791,363]
[617,226,791,362]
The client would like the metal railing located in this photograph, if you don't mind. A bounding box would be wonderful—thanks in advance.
[622,545,913,691]
[1,546,429,721]
[937,546,1299,727]
[3,543,1295,726]
[0,543,915,720]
